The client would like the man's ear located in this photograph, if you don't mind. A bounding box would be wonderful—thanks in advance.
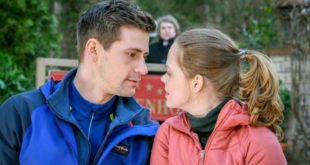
[85,38,99,62]
[192,74,204,93]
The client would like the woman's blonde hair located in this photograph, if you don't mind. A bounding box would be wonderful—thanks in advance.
[176,28,284,136]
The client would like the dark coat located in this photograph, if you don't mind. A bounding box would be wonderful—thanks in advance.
[146,38,174,64]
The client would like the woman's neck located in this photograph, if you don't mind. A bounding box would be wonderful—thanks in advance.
[185,93,223,117]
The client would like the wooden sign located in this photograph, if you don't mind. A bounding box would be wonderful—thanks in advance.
[134,75,180,121]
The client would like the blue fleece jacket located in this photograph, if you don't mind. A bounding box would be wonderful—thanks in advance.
[70,79,117,163]
[0,68,159,165]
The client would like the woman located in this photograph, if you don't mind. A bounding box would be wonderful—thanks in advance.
[150,28,287,165]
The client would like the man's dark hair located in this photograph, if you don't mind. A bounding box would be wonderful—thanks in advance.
[76,0,156,60]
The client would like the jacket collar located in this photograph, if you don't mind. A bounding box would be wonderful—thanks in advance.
[167,99,250,133]
[40,68,76,121]
[40,68,153,125]
[159,38,175,45]
[113,96,153,125]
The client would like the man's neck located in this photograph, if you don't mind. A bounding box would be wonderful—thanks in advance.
[73,67,113,104]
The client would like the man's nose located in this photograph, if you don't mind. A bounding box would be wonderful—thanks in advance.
[134,56,148,75]
[161,74,166,83]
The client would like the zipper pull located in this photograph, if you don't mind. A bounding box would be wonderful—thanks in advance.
[199,150,205,165]
[110,113,115,121]
[200,150,205,158]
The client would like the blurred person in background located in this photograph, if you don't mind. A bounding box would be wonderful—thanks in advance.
[146,15,180,64]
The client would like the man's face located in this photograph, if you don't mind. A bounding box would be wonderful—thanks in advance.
[95,26,149,97]
[159,22,176,41]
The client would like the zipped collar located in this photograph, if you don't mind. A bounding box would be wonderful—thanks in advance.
[165,99,250,152]
[167,99,250,137]
[69,79,116,120]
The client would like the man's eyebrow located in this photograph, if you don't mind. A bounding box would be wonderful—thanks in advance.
[124,47,150,57]
[126,47,150,56]
[125,47,143,53]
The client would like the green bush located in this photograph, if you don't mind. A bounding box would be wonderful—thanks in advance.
[0,52,32,103]
[279,85,291,132]
[240,4,278,50]
[0,0,62,103]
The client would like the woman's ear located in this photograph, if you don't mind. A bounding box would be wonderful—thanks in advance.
[192,74,204,93]
[85,38,99,62]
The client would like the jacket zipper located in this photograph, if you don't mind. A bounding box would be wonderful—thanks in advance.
[203,107,235,161]
[88,111,95,140]
[186,130,205,165]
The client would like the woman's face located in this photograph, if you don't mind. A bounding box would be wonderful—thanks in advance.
[161,43,191,109]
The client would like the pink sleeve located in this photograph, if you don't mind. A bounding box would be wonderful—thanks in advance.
[245,131,287,165]
[150,123,170,165]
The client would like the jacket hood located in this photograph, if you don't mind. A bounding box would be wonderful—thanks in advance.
[166,99,250,134]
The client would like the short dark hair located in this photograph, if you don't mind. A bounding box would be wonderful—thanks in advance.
[76,0,156,60]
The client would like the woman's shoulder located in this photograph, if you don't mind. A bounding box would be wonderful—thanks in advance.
[236,125,281,153]
[240,126,286,163]
[162,111,187,125]
[158,112,190,132]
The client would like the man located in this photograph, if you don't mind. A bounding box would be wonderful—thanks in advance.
[0,0,159,164]
[146,15,180,64]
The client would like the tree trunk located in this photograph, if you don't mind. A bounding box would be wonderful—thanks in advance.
[285,6,310,164]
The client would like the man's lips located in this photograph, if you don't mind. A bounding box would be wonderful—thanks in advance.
[127,78,141,83]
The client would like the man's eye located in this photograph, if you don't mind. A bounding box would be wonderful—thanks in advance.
[128,52,137,57]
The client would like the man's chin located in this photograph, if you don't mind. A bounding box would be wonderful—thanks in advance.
[119,91,136,97]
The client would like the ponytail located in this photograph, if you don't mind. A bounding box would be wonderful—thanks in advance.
[238,50,284,137]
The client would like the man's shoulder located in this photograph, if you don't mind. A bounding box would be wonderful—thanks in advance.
[14,89,45,107]
[0,89,45,115]
[0,89,45,138]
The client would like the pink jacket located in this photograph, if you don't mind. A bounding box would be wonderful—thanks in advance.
[150,99,287,165]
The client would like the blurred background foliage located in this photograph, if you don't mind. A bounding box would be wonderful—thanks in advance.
[0,0,62,103]
[55,0,284,59]
[135,0,282,50]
